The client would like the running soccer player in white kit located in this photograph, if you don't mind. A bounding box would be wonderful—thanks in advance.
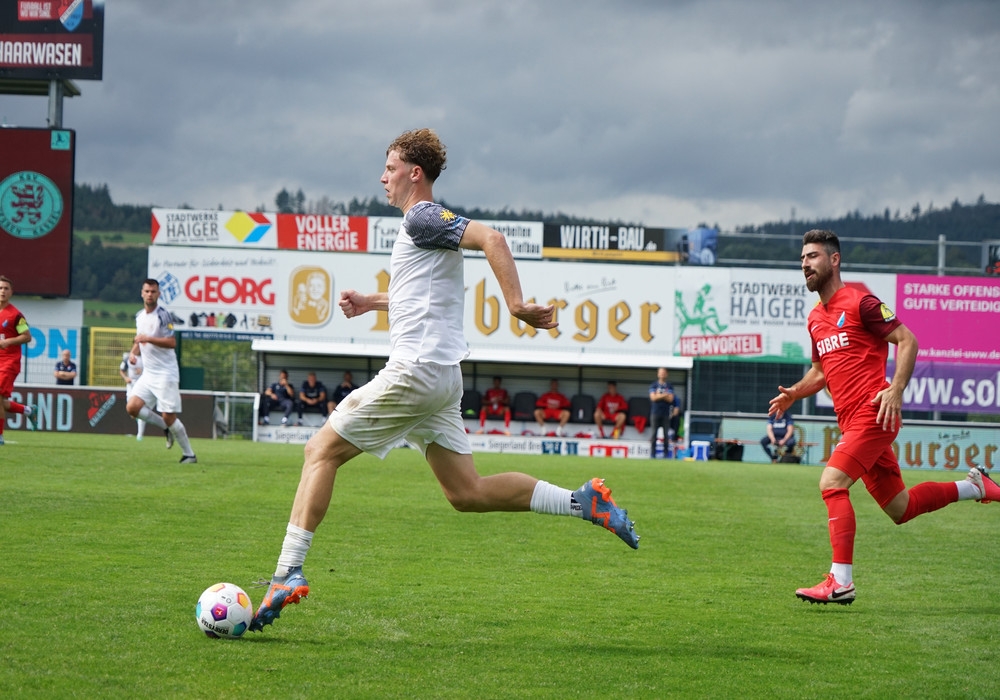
[120,349,148,440]
[250,128,639,632]
[126,278,198,463]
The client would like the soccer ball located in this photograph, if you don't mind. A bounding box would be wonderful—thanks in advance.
[196,582,254,639]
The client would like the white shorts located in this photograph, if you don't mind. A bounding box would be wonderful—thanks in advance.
[328,359,471,459]
[126,382,156,409]
[132,374,181,414]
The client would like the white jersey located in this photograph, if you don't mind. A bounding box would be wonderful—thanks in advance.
[135,305,179,381]
[388,201,471,365]
[120,353,143,383]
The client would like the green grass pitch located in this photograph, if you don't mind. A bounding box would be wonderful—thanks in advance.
[1,432,996,698]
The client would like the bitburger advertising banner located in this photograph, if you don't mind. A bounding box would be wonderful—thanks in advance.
[149,246,682,366]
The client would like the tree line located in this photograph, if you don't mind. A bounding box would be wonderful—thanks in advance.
[721,196,999,272]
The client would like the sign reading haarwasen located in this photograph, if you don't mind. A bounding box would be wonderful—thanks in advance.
[149,247,680,364]
[0,0,105,80]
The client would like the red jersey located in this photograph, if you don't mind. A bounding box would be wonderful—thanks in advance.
[808,286,900,429]
[482,387,509,413]
[0,303,29,376]
[536,391,570,411]
[597,393,628,415]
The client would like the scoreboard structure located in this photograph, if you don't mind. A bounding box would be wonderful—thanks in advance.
[0,126,75,296]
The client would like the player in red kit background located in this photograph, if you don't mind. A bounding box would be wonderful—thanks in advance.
[534,378,571,436]
[0,275,36,444]
[769,230,999,605]
[477,376,511,435]
[595,380,629,439]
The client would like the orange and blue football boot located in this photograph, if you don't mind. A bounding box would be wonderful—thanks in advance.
[249,567,309,632]
[573,478,639,549]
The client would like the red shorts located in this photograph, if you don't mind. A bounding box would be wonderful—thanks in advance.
[483,405,509,417]
[827,410,905,508]
[0,368,16,398]
[540,407,564,421]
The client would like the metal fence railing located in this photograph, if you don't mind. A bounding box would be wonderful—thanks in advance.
[212,392,260,440]
[88,327,135,387]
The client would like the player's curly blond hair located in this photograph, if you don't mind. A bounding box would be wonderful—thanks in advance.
[387,128,447,182]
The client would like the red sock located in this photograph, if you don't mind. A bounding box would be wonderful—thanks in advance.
[898,481,959,524]
[822,488,856,565]
[7,401,25,414]
[504,412,510,429]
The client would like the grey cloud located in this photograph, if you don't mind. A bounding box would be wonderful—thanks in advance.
[1,0,997,227]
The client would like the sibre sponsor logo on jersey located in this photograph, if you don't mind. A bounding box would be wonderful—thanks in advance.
[816,331,850,358]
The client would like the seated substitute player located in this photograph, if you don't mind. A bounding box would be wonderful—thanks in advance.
[261,369,296,425]
[534,378,571,436]
[594,380,629,439]
[477,375,512,435]
[326,371,359,416]
[296,372,328,425]
[770,229,999,606]
[249,128,638,633]
[761,410,796,462]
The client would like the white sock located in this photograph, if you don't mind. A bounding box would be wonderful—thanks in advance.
[957,479,981,501]
[529,480,574,517]
[276,523,314,577]
[169,419,195,456]
[136,419,146,439]
[830,563,853,586]
[138,407,166,430]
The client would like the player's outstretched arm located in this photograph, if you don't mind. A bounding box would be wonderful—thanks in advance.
[460,221,556,330]
[339,290,388,318]
[769,362,825,417]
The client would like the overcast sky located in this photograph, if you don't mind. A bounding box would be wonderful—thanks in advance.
[3,0,999,230]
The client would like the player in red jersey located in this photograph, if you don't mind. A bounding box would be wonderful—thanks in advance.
[477,376,512,435]
[534,378,571,436]
[769,230,999,605]
[595,380,629,438]
[0,276,37,444]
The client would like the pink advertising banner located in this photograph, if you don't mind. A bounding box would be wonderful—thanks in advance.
[896,274,1000,365]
